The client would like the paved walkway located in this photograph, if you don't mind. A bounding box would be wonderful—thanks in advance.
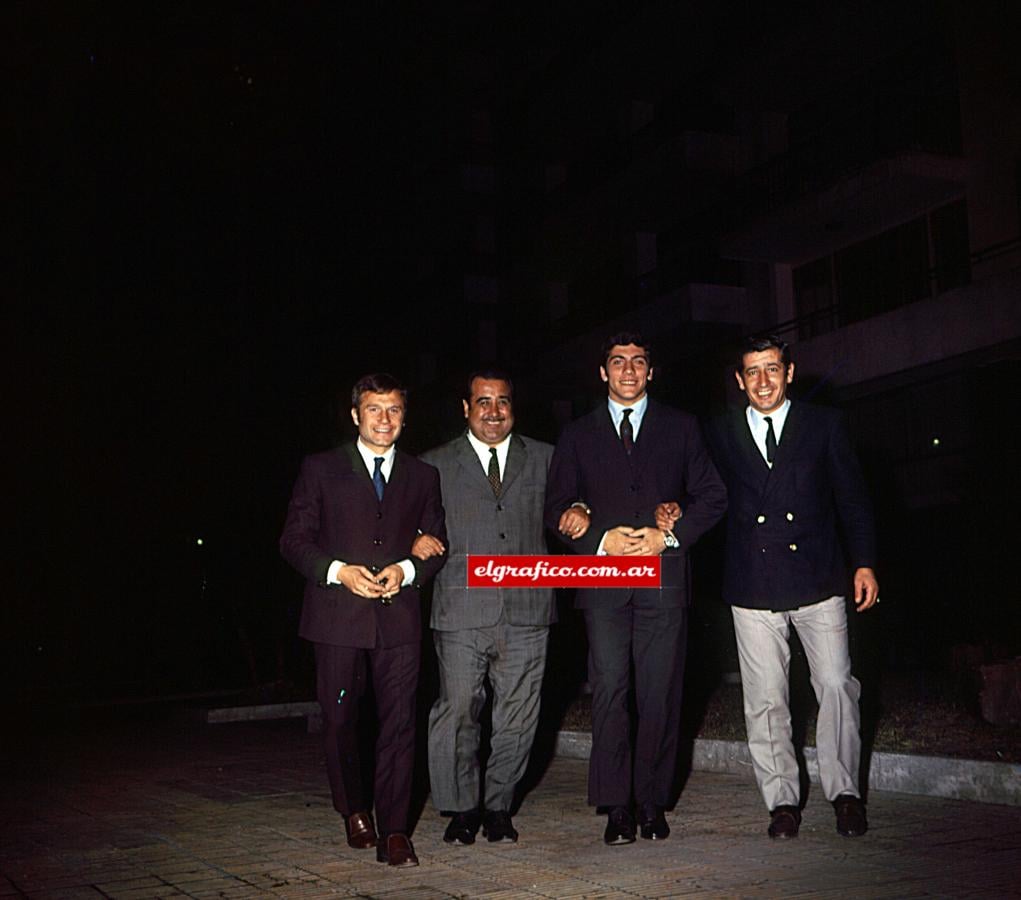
[3,716,1020,899]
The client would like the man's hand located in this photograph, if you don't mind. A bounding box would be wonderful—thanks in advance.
[376,563,405,599]
[558,507,591,540]
[853,567,879,612]
[626,526,667,556]
[602,526,642,555]
[412,533,446,560]
[654,502,682,532]
[337,565,386,599]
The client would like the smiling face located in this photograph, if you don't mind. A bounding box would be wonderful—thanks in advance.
[736,347,794,415]
[600,343,653,406]
[463,377,514,447]
[351,390,405,453]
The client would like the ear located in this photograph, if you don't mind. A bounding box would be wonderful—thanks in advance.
[350,407,360,427]
[648,367,654,382]
[462,399,470,420]
[786,363,795,384]
[734,371,746,392]
[599,366,608,384]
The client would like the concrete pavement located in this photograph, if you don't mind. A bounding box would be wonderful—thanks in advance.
[3,715,1020,899]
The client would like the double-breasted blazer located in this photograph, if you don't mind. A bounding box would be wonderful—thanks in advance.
[707,401,876,611]
[279,443,447,648]
[544,399,727,608]
[421,433,555,630]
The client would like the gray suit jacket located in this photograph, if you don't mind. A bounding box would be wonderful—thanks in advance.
[421,433,556,631]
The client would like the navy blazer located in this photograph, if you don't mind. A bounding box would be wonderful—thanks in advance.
[544,399,727,608]
[707,402,876,611]
[280,443,447,649]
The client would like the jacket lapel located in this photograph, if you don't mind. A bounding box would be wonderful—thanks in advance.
[761,402,803,502]
[342,443,380,502]
[500,434,527,495]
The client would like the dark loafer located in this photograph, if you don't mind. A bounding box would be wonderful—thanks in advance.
[344,811,378,849]
[638,803,670,840]
[376,832,419,867]
[604,805,636,845]
[834,794,868,837]
[768,805,801,840]
[443,809,482,845]
[482,810,518,843]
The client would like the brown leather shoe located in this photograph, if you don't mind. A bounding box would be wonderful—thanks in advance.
[376,832,419,867]
[344,811,378,849]
[834,794,868,837]
[768,805,801,840]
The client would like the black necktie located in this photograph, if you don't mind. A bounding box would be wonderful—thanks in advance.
[372,456,386,501]
[620,408,634,456]
[487,447,502,497]
[764,417,777,464]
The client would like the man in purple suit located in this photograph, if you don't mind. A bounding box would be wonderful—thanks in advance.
[280,373,446,867]
[545,332,727,846]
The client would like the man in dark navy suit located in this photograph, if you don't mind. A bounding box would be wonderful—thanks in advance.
[662,335,878,840]
[545,332,726,846]
[280,373,446,867]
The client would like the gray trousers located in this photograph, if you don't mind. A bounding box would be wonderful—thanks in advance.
[731,595,861,811]
[428,620,548,813]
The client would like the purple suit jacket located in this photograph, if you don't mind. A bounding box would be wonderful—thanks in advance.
[544,399,727,608]
[280,443,446,649]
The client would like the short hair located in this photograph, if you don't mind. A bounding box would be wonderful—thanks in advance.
[351,373,407,409]
[600,331,652,368]
[465,368,514,402]
[736,334,791,371]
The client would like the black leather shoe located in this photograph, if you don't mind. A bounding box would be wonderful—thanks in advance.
[768,805,801,839]
[482,810,518,843]
[604,806,636,845]
[376,832,419,867]
[638,803,670,840]
[344,810,378,849]
[443,809,482,845]
[834,794,867,837]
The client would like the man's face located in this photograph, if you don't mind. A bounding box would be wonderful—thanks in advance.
[351,390,405,453]
[736,348,794,415]
[600,343,653,406]
[463,377,514,446]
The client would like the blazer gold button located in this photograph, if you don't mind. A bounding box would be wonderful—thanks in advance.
[786,512,794,521]
[756,515,766,524]
[789,543,797,551]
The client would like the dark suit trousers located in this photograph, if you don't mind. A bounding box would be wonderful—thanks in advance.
[584,603,688,808]
[315,640,420,836]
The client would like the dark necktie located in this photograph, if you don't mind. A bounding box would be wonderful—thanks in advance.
[764,416,777,464]
[487,447,502,497]
[620,408,634,456]
[372,456,386,501]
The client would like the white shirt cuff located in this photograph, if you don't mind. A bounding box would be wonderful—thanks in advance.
[326,560,345,584]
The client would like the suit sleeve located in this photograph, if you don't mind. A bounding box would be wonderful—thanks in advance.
[410,464,447,585]
[544,428,603,555]
[279,455,334,586]
[672,421,728,552]
[827,413,877,569]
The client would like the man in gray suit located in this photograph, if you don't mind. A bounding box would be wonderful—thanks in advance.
[417,370,569,846]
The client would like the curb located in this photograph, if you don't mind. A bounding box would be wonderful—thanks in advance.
[556,731,1021,807]
[200,703,1021,808]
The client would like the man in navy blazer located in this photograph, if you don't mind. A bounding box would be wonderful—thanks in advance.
[663,335,878,840]
[545,332,727,845]
[280,373,446,867]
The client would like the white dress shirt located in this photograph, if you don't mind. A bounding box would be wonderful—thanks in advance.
[746,399,791,468]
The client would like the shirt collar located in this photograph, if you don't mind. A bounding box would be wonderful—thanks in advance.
[607,394,648,428]
[746,398,792,437]
[356,438,396,474]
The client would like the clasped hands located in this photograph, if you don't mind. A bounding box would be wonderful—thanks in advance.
[337,563,406,601]
[554,500,683,555]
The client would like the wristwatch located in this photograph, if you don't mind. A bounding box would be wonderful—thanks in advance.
[663,530,679,549]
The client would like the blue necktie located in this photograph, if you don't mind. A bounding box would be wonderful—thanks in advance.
[372,456,386,501]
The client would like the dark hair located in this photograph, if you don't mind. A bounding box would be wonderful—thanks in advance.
[736,334,790,371]
[465,368,514,402]
[600,331,652,368]
[351,373,408,409]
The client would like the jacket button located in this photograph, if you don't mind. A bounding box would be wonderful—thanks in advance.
[756,514,766,524]
[376,511,383,519]
[496,504,503,511]
[499,533,506,540]
[789,543,797,551]
[373,538,382,546]
[786,512,794,521]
